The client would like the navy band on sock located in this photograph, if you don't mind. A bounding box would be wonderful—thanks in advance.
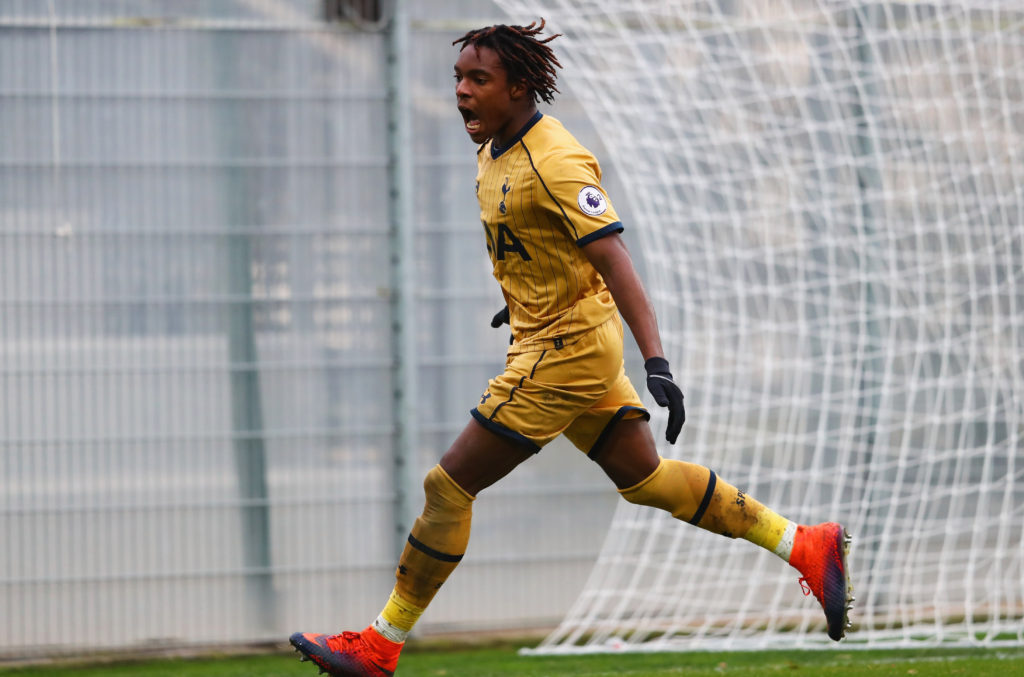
[688,470,717,526]
[407,533,464,563]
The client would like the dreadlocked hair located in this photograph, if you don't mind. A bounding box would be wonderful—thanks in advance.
[453,19,562,105]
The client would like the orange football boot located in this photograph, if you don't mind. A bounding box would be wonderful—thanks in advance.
[290,626,402,676]
[789,522,854,641]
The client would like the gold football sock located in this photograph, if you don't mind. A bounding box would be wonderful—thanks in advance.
[619,458,796,560]
[373,589,425,643]
[744,505,797,561]
[373,464,474,642]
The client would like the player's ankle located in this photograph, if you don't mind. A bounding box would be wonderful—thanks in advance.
[372,615,411,643]
[362,624,404,659]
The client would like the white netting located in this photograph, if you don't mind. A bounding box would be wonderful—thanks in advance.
[499,0,1024,651]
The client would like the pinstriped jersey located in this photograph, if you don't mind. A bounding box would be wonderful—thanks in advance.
[476,112,623,354]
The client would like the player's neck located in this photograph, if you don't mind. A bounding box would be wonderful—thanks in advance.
[492,105,539,151]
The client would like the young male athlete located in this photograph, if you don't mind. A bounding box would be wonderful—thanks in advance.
[290,20,853,676]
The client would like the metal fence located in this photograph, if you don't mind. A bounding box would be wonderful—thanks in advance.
[0,0,637,657]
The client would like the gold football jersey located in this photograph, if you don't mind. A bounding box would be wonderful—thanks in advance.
[476,113,623,353]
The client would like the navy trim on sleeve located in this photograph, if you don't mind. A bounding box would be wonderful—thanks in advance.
[470,408,542,453]
[577,221,624,247]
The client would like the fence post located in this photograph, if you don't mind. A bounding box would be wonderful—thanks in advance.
[217,37,275,635]
[386,0,419,561]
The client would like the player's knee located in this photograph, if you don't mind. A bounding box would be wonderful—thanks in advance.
[618,458,713,522]
[423,464,475,514]
[618,458,672,510]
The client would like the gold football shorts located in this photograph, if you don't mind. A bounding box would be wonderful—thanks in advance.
[471,314,649,457]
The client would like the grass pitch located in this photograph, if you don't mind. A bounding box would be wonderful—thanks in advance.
[1,645,1022,676]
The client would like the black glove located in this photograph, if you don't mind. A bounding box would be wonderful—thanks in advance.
[490,305,510,328]
[644,356,685,444]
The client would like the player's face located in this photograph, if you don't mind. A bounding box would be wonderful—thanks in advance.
[454,45,525,145]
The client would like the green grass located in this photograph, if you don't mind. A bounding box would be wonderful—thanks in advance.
[2,645,1023,677]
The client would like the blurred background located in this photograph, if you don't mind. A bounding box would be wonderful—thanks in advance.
[1,0,642,658]
[3,0,1023,662]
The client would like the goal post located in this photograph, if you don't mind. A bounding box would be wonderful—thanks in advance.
[499,0,1024,651]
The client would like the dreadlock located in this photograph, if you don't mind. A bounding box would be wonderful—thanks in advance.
[453,19,563,105]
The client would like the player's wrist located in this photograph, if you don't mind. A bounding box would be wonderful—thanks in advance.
[644,356,671,377]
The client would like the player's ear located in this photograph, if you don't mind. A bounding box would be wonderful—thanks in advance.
[508,79,529,101]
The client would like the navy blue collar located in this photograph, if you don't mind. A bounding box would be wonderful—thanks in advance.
[490,111,543,159]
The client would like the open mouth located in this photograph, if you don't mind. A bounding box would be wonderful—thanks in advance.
[459,106,481,133]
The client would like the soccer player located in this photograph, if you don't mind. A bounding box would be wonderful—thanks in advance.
[290,20,853,676]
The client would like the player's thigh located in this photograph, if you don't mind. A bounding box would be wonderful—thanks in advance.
[562,329,652,474]
[590,417,661,489]
[439,419,536,497]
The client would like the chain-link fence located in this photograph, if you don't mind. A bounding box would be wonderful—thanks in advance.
[0,0,638,657]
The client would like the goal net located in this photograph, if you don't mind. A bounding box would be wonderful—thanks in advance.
[499,0,1024,651]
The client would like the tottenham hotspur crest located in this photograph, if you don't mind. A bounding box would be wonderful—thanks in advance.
[499,177,511,214]
[577,186,608,216]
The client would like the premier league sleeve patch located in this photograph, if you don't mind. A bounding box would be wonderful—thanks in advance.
[577,186,608,216]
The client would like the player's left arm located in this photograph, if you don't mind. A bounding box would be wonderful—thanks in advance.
[582,233,662,361]
[582,233,685,443]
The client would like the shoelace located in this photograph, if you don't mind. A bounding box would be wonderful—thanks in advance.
[326,631,363,652]
[798,577,812,596]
